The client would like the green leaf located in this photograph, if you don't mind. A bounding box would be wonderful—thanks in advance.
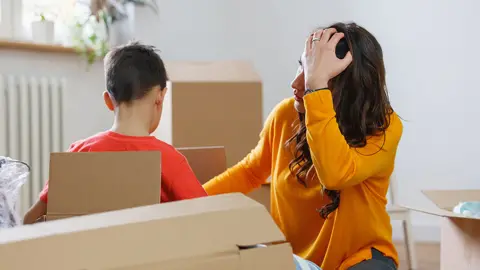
[89,34,98,44]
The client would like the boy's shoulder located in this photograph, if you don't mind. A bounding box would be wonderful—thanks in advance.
[67,131,186,162]
[67,131,109,152]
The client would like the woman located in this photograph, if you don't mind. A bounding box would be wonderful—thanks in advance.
[204,22,402,270]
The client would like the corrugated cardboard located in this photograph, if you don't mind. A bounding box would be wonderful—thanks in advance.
[154,61,263,167]
[246,184,271,212]
[178,146,227,184]
[178,146,271,212]
[0,193,296,270]
[46,151,161,220]
[404,190,480,270]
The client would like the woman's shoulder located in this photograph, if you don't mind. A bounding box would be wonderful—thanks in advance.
[261,98,297,136]
[269,98,296,120]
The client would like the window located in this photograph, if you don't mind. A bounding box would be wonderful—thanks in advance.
[21,0,80,44]
[1,0,108,48]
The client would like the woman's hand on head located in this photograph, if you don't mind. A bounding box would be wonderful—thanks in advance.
[303,28,353,90]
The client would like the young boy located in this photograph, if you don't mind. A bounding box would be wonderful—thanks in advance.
[23,42,207,224]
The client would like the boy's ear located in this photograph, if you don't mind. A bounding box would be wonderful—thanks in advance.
[156,87,168,104]
[103,91,115,111]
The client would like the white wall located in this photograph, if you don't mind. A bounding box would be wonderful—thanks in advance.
[135,0,480,242]
[0,50,108,150]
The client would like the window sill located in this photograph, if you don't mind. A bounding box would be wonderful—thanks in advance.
[0,40,77,54]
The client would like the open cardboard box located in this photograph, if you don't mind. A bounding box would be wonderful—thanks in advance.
[45,151,161,221]
[1,193,295,270]
[178,146,271,212]
[404,190,480,269]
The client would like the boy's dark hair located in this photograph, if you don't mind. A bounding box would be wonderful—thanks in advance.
[104,41,168,103]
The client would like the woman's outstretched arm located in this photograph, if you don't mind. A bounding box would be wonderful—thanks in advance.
[203,104,278,195]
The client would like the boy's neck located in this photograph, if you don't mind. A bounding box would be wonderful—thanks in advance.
[111,106,151,137]
[111,122,150,137]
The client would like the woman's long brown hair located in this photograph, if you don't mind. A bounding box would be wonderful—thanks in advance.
[286,22,393,219]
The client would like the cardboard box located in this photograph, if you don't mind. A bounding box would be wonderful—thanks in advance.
[178,146,227,184]
[404,190,480,269]
[0,193,296,270]
[246,184,271,212]
[178,146,271,212]
[46,151,161,220]
[155,61,263,167]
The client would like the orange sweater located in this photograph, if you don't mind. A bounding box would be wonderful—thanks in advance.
[203,90,402,269]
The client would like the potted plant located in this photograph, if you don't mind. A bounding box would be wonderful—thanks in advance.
[91,0,159,46]
[31,13,55,44]
[72,0,158,67]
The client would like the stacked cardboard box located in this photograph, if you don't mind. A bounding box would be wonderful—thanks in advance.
[153,61,263,168]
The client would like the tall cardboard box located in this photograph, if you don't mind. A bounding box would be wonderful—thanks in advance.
[178,146,271,212]
[155,61,263,167]
[46,151,161,220]
[404,190,480,269]
[0,193,296,270]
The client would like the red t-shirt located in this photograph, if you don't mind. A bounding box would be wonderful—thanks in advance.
[39,131,207,203]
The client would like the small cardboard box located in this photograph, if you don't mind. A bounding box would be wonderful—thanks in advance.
[178,146,271,212]
[154,61,263,167]
[0,193,295,270]
[178,146,227,184]
[46,151,161,220]
[404,190,480,269]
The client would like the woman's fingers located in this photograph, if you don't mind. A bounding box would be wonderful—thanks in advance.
[327,32,345,49]
[309,30,323,52]
[312,29,323,40]
[341,51,353,66]
[305,33,314,53]
[319,28,337,44]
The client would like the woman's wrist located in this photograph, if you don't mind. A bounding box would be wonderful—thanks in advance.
[305,79,329,94]
[305,87,329,95]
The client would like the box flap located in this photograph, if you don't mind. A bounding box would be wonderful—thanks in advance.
[422,190,480,210]
[0,193,286,269]
[166,61,261,82]
[48,151,161,216]
[402,203,480,220]
[178,146,227,184]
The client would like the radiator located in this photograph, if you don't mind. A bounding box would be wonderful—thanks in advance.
[0,75,65,215]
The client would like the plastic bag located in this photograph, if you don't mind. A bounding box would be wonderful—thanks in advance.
[0,156,30,228]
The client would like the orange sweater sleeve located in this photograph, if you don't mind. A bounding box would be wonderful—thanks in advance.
[303,90,402,190]
[203,105,276,195]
